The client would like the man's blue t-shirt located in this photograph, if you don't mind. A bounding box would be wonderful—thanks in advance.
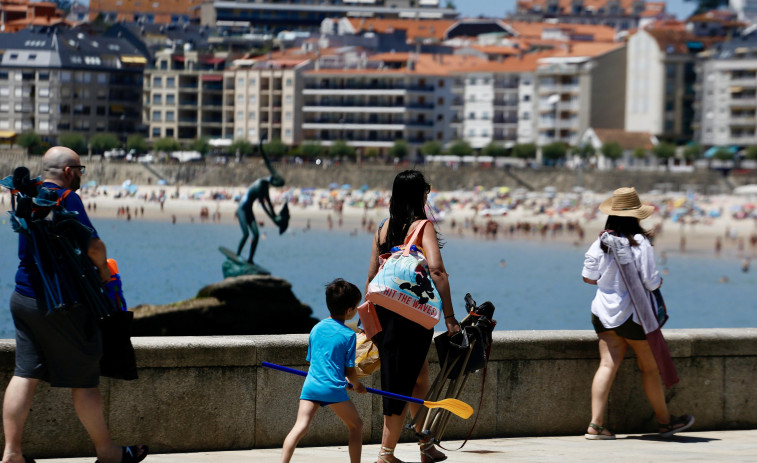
[300,318,356,404]
[14,182,99,298]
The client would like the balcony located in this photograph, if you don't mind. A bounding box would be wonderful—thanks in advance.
[493,79,519,89]
[493,117,518,125]
[729,116,757,126]
[302,105,405,113]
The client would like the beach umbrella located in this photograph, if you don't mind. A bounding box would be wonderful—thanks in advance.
[121,180,132,189]
[341,184,351,190]
[360,184,370,192]
[328,182,339,190]
[157,179,167,186]
[497,186,510,195]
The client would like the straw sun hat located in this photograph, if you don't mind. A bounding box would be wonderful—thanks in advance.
[599,187,654,219]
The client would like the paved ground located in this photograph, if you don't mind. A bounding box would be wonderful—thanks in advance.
[38,429,757,462]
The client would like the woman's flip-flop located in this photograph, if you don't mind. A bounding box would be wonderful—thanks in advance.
[584,422,616,440]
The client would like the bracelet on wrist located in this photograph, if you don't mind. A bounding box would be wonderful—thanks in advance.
[445,314,455,319]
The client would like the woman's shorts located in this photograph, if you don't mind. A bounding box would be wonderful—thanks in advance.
[591,314,646,341]
[11,291,102,388]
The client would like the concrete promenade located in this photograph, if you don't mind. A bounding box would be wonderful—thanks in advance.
[36,430,757,462]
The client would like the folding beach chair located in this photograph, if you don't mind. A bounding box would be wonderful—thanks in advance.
[409,293,496,446]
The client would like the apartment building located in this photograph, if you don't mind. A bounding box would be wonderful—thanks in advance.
[300,53,462,155]
[450,53,549,149]
[200,0,458,31]
[89,0,200,24]
[0,27,146,140]
[626,28,715,143]
[1,0,67,33]
[535,42,626,146]
[511,0,651,30]
[143,49,231,140]
[229,57,310,145]
[695,35,757,148]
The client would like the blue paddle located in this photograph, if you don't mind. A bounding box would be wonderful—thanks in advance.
[261,361,473,419]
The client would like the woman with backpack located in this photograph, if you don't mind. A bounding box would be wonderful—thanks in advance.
[364,170,460,463]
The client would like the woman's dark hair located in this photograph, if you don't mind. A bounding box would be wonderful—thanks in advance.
[381,170,441,252]
[600,215,653,253]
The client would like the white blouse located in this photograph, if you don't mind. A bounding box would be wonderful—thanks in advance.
[582,234,661,329]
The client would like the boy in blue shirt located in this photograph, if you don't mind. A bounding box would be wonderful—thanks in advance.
[281,279,367,463]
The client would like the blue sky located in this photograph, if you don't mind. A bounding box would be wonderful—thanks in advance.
[455,0,698,20]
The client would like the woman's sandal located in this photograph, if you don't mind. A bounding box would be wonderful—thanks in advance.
[377,446,404,463]
[584,422,616,440]
[419,438,447,462]
[95,444,149,463]
[659,414,695,438]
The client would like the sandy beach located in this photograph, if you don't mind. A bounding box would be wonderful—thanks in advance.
[3,184,756,261]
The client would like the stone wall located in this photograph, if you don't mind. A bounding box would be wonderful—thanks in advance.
[3,154,757,193]
[0,329,755,457]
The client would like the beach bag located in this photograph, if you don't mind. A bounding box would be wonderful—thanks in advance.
[355,331,380,378]
[366,220,442,330]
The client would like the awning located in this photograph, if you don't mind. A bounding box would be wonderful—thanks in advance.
[121,55,147,64]
[0,130,16,139]
[172,55,186,62]
[201,57,225,65]
[704,145,738,158]
[201,74,223,82]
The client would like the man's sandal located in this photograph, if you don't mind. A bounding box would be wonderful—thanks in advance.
[659,414,695,438]
[584,422,616,440]
[377,446,404,463]
[419,438,447,462]
[95,445,149,463]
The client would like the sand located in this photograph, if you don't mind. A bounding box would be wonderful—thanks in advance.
[4,184,756,261]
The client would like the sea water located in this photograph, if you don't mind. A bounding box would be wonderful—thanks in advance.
[0,218,755,339]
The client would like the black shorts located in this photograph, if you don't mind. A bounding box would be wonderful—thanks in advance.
[591,314,646,341]
[10,291,102,388]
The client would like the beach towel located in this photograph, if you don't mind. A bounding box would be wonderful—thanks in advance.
[600,232,679,388]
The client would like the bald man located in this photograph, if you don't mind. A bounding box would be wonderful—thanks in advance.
[3,147,148,463]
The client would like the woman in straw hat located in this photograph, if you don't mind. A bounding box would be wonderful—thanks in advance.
[581,187,694,440]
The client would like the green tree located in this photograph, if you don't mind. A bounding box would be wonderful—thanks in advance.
[448,140,473,157]
[652,142,676,169]
[58,133,87,155]
[600,141,623,166]
[17,131,42,155]
[482,142,507,158]
[89,133,121,154]
[299,141,323,158]
[365,148,380,158]
[228,139,253,157]
[155,137,182,153]
[264,138,288,158]
[745,145,757,161]
[420,140,442,156]
[126,134,149,154]
[633,147,647,160]
[329,140,355,158]
[512,143,536,159]
[388,139,409,159]
[682,143,700,162]
[713,147,734,161]
[542,142,568,164]
[189,137,211,156]
[576,143,596,159]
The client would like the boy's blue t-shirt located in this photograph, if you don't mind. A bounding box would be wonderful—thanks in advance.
[300,317,356,404]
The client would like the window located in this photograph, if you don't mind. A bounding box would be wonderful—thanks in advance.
[522,111,530,120]
[248,128,256,137]
[152,127,161,137]
[38,72,49,81]
[96,106,106,116]
[166,111,175,122]
[166,128,174,137]
[523,95,531,102]
[38,87,49,97]
[285,95,292,104]
[286,78,292,86]
[166,94,175,104]
[249,78,256,86]
[0,72,7,80]
[97,74,107,84]
[249,112,256,120]
[0,103,8,112]
[14,88,22,97]
[468,129,475,137]
[468,112,475,120]
[238,78,245,86]
[0,120,8,129]
[0,87,9,96]
[38,103,49,113]
[285,111,292,120]
[249,95,256,104]
[153,94,162,104]
[236,128,243,136]
[237,111,244,119]
[285,129,291,137]
[154,77,162,87]
[152,110,161,121]
[166,77,175,88]
[61,71,71,82]
[237,94,244,103]
[39,120,49,131]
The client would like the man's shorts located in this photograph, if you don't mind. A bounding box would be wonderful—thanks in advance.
[591,314,646,341]
[10,291,102,388]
